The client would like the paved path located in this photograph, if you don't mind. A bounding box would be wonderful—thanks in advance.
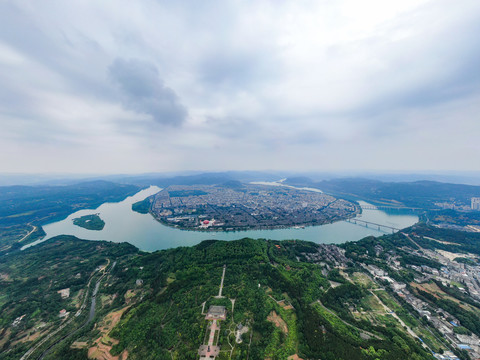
[230,298,235,316]
[199,265,226,359]
[208,320,218,345]
[216,265,226,298]
[199,320,220,359]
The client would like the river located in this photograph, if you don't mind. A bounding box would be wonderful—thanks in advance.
[23,185,418,252]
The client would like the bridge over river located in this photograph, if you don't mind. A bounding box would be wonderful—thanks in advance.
[360,205,426,211]
[345,218,400,233]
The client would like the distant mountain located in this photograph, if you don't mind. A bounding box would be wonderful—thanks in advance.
[216,179,245,189]
[125,171,283,187]
[358,172,480,186]
[283,176,315,187]
[0,180,141,244]
[284,177,480,208]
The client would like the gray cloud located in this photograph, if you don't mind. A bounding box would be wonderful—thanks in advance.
[108,58,187,126]
[1,0,480,173]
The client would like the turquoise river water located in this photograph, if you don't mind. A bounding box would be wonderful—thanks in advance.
[23,185,418,252]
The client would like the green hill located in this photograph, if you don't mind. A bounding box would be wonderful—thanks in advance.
[0,236,438,360]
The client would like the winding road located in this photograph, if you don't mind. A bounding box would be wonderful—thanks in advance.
[20,260,113,360]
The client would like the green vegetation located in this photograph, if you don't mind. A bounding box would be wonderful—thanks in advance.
[6,214,480,360]
[0,181,140,252]
[287,177,480,209]
[5,176,480,359]
[426,209,480,226]
[132,196,153,214]
[410,223,480,256]
[0,225,45,255]
[399,254,442,269]
[0,181,139,227]
[0,236,139,359]
[0,236,437,360]
[327,268,347,283]
[454,257,478,266]
[414,288,480,337]
[105,239,432,360]
[264,304,299,359]
[453,326,472,335]
[72,214,105,231]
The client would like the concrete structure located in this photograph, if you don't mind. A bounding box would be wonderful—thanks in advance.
[198,266,228,359]
[392,282,406,291]
[198,320,221,359]
[235,323,249,343]
[205,305,227,321]
[471,197,480,210]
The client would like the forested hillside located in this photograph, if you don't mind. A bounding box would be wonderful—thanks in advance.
[286,177,480,208]
[0,236,436,360]
[0,181,141,253]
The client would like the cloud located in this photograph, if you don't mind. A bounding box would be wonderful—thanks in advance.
[0,0,480,173]
[108,58,187,126]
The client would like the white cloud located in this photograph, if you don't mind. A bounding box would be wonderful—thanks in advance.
[0,0,479,173]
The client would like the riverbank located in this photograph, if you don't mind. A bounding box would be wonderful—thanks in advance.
[149,209,361,233]
[22,186,418,252]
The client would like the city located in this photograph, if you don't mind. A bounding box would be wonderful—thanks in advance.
[149,184,358,231]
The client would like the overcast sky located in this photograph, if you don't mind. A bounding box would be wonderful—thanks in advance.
[1,0,479,174]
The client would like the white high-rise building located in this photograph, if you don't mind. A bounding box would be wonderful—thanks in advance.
[471,197,480,210]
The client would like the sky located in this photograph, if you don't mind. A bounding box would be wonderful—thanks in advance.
[1,0,480,174]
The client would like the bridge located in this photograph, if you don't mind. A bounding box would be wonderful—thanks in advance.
[360,205,423,211]
[345,218,400,233]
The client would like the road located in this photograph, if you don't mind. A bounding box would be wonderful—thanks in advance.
[370,291,431,352]
[37,267,109,359]
[402,232,424,251]
[18,225,37,242]
[20,275,94,360]
[314,300,382,340]
[21,260,112,360]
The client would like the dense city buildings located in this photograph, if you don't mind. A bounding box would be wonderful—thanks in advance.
[150,184,358,230]
[471,197,480,211]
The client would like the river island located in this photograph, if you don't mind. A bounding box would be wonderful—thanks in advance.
[72,213,105,231]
